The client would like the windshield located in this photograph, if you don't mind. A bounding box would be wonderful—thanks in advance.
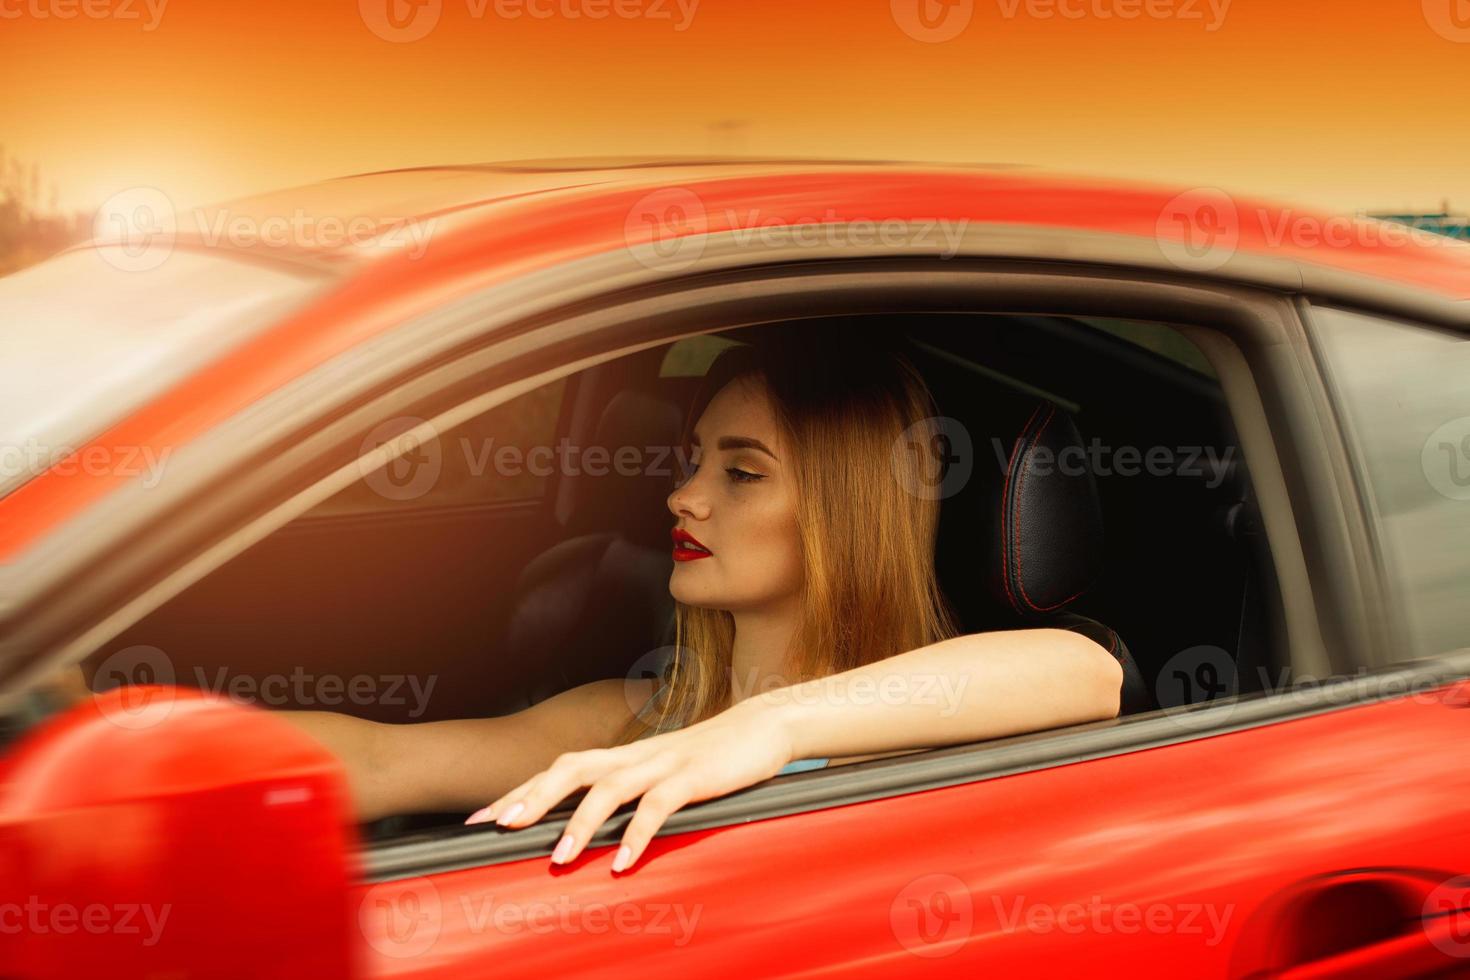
[0,247,328,498]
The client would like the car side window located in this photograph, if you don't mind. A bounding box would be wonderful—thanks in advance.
[308,377,570,518]
[1077,316,1218,379]
[1306,305,1470,660]
[659,334,744,377]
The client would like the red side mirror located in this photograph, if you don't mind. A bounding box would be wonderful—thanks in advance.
[0,686,358,978]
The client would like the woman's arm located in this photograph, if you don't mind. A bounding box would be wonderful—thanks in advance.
[763,626,1123,761]
[470,628,1122,870]
[279,676,654,822]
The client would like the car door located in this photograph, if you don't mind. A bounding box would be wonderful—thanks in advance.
[352,663,1470,977]
[350,291,1470,978]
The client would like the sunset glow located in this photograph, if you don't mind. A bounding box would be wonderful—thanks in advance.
[3,0,1468,215]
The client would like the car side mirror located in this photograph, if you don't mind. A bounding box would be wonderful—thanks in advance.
[0,685,357,977]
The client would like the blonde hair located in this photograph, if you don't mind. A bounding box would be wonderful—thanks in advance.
[626,330,959,739]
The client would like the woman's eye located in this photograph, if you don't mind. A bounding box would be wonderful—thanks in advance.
[726,467,764,484]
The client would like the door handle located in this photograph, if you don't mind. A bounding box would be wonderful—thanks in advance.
[1271,911,1470,979]
[1233,869,1470,978]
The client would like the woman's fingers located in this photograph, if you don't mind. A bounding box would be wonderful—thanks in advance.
[501,749,620,827]
[462,740,699,872]
[465,772,540,825]
[552,754,682,865]
[465,750,607,826]
[465,743,661,827]
[613,779,696,871]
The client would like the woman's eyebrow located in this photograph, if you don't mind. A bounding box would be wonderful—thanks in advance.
[689,432,778,460]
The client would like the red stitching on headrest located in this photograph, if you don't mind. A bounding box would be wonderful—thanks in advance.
[999,403,1044,615]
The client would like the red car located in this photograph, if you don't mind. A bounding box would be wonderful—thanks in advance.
[2,160,1470,978]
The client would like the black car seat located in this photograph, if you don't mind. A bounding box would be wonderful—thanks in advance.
[509,387,682,707]
[939,396,1153,715]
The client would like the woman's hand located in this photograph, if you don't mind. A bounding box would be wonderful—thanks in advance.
[461,628,1122,872]
[464,699,794,871]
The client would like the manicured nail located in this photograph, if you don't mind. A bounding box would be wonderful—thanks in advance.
[551,834,576,864]
[496,801,525,826]
[611,845,633,872]
[465,806,494,826]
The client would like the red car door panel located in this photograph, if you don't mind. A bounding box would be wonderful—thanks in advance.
[355,682,1470,977]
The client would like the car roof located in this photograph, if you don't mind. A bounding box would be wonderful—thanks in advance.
[82,158,1025,269]
[76,158,1470,298]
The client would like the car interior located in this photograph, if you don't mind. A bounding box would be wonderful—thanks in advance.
[85,311,1286,839]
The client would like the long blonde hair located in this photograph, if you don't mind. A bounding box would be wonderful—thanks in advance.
[627,329,959,739]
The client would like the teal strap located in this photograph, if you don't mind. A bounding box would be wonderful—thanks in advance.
[777,757,829,775]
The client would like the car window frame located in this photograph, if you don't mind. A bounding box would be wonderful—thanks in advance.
[5,260,1329,692]
[3,251,1427,879]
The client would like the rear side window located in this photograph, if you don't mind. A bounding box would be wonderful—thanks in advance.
[1307,305,1470,659]
[1078,317,1218,379]
[308,376,571,518]
[659,334,743,377]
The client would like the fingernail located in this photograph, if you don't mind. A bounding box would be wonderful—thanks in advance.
[611,845,633,872]
[496,801,525,826]
[465,806,494,826]
[551,834,575,864]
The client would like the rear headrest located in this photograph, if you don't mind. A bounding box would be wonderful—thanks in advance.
[568,388,685,546]
[980,399,1104,619]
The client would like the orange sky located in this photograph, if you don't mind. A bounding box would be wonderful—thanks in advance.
[2,0,1467,215]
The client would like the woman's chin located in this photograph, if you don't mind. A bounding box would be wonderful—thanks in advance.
[668,582,704,607]
[668,570,720,609]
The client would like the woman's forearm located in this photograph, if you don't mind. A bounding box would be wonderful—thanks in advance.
[748,627,1123,763]
[278,677,652,822]
[281,709,563,822]
[276,710,393,819]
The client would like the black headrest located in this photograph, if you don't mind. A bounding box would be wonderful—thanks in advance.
[979,399,1104,620]
[568,389,685,546]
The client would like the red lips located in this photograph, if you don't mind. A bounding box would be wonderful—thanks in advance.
[672,527,713,562]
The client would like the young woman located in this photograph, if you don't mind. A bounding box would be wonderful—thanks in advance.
[285,332,1124,872]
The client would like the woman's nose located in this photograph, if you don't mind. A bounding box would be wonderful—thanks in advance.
[667,469,710,521]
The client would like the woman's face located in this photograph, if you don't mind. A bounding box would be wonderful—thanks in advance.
[666,376,803,612]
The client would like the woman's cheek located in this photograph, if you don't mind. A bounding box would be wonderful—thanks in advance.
[759,496,805,599]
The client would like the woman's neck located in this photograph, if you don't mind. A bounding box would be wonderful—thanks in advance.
[727,597,802,707]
